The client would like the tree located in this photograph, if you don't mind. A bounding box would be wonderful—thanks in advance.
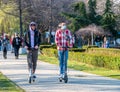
[0,1,19,34]
[20,0,77,31]
[88,0,102,25]
[88,0,97,23]
[62,2,89,32]
[101,0,117,36]
[0,0,70,32]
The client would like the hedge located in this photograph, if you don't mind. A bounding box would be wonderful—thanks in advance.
[40,45,86,52]
[87,48,120,57]
[40,45,57,50]
[41,48,120,70]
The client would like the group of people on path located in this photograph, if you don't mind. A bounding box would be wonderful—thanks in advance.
[0,22,74,83]
[0,33,22,59]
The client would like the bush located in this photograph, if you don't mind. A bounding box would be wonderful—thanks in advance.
[87,48,120,57]
[69,52,120,70]
[40,44,57,50]
[42,48,58,57]
[41,47,120,70]
[69,48,86,52]
[40,45,86,52]
[83,45,98,49]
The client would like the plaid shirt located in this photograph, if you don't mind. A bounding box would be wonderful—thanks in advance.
[55,29,74,50]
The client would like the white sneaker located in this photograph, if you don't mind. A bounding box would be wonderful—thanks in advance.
[59,74,63,78]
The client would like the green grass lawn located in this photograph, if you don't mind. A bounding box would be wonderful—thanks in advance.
[39,55,120,80]
[0,72,24,92]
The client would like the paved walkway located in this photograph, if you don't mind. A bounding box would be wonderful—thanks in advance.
[0,52,120,92]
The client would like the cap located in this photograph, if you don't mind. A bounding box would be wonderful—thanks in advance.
[30,22,36,26]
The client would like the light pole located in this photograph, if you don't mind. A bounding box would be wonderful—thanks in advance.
[19,0,23,37]
[49,0,53,43]
[18,0,24,54]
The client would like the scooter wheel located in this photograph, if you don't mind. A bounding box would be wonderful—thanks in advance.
[59,78,62,82]
[33,78,35,82]
[64,79,68,83]
[64,76,68,83]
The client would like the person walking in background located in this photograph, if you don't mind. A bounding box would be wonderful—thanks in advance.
[24,22,41,82]
[2,34,9,59]
[55,22,74,82]
[10,35,15,53]
[95,35,102,47]
[103,36,110,48]
[12,33,22,59]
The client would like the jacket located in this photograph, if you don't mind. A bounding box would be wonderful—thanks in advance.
[24,30,41,49]
[2,38,9,50]
[12,37,22,48]
[55,29,74,50]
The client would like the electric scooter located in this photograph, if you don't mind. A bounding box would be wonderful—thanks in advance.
[28,48,36,84]
[28,69,36,84]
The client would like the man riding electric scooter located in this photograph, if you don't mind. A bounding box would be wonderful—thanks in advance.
[24,22,41,84]
[55,22,74,83]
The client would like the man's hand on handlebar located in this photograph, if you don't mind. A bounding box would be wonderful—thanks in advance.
[35,45,38,49]
[25,46,28,49]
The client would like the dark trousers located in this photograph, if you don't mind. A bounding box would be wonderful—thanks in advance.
[14,47,20,57]
[27,49,38,73]
[3,47,7,58]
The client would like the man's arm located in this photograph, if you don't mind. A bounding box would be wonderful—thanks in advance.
[12,38,15,47]
[24,32,29,49]
[68,30,74,48]
[55,30,60,47]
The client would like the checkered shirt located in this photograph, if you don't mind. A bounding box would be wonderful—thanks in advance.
[55,29,74,50]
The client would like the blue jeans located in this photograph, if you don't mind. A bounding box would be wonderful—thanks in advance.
[58,50,68,75]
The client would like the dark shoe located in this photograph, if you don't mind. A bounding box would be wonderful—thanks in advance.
[4,57,7,59]
[15,56,18,59]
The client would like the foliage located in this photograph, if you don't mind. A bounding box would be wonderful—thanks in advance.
[0,0,118,38]
[82,45,98,49]
[41,47,120,70]
[0,1,20,35]
[1,0,84,33]
[39,55,120,79]
[40,44,57,50]
[62,0,103,32]
[100,0,117,36]
[0,72,24,92]
[40,45,86,52]
[62,0,117,37]
[88,0,97,24]
[62,2,89,32]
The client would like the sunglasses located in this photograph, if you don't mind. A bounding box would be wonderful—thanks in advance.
[31,24,36,26]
